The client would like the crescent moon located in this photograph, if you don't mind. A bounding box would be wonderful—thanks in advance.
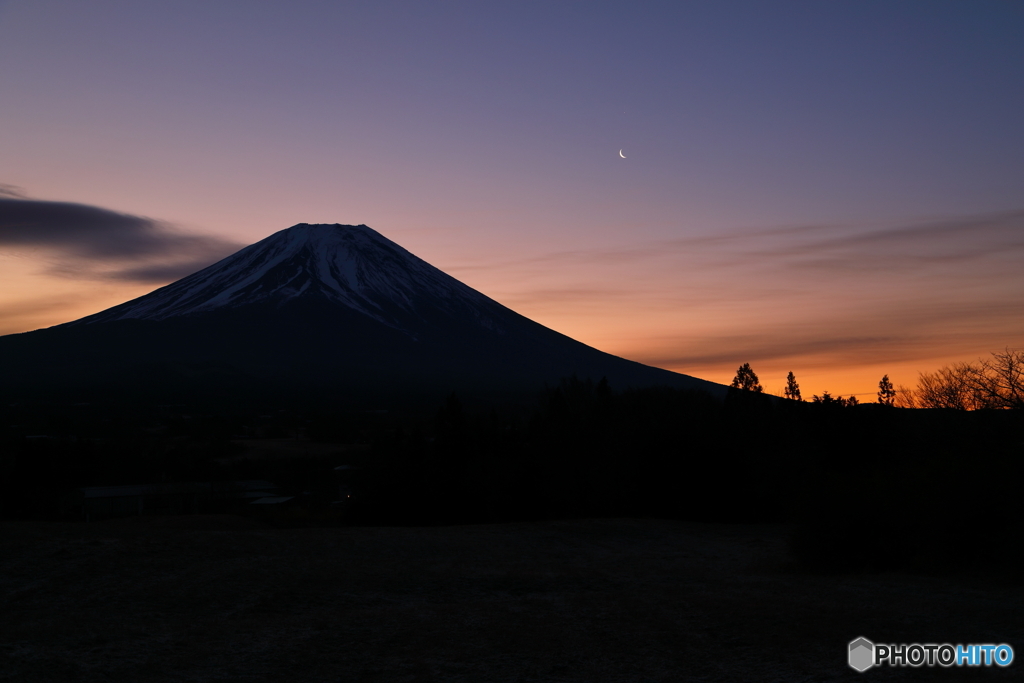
[619,150,626,159]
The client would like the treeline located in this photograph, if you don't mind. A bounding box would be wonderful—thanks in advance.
[731,362,866,406]
[2,375,1021,576]
[739,347,1024,411]
[353,377,1023,576]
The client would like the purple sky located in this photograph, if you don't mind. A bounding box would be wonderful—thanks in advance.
[2,0,1023,397]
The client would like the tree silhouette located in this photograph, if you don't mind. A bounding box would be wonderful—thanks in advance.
[784,371,802,401]
[812,391,858,407]
[877,374,896,407]
[916,363,983,410]
[900,349,1024,410]
[894,384,918,408]
[730,363,763,392]
[812,391,835,405]
[977,348,1024,409]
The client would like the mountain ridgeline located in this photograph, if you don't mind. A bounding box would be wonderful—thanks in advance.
[0,223,725,406]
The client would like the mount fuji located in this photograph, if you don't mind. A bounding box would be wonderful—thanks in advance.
[0,224,725,405]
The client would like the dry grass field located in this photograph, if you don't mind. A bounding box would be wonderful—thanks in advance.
[1,516,1020,682]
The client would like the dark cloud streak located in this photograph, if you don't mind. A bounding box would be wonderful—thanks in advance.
[105,259,233,283]
[0,196,242,283]
[0,185,28,199]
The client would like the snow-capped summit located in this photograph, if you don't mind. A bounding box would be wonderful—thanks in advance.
[77,223,501,335]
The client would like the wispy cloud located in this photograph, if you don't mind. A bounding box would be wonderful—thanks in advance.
[0,195,243,283]
[0,291,102,336]
[494,286,645,308]
[736,210,1024,273]
[0,184,28,199]
[455,209,1024,379]
[453,211,1024,276]
[632,294,1024,374]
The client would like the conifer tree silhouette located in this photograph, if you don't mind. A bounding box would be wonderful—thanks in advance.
[730,363,763,392]
[784,371,802,401]
[877,374,896,406]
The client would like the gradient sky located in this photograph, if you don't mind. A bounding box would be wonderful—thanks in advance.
[2,0,1023,398]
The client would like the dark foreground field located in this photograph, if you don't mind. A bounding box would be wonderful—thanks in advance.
[1,517,1020,682]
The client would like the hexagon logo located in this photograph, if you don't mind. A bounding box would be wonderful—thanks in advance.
[849,637,875,672]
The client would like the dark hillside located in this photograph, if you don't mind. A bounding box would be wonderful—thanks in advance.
[3,383,1021,576]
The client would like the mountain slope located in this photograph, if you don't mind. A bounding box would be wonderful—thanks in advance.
[1,224,725,405]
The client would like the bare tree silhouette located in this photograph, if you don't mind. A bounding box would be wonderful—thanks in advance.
[897,348,1024,410]
[976,348,1024,409]
[893,384,918,408]
[915,363,983,410]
